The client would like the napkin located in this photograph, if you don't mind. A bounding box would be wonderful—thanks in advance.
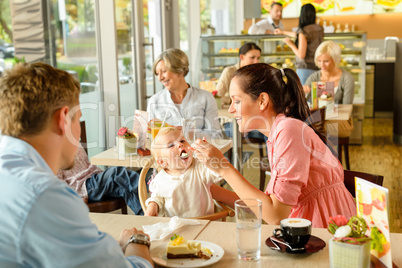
[142,216,201,241]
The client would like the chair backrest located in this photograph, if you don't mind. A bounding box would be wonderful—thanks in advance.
[310,106,326,135]
[80,121,88,154]
[343,170,384,198]
[138,158,235,221]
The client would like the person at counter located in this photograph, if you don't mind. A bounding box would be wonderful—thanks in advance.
[248,2,283,35]
[216,42,261,105]
[274,3,323,85]
[303,40,355,138]
[0,63,153,267]
[147,48,222,139]
[192,63,356,228]
[216,42,265,140]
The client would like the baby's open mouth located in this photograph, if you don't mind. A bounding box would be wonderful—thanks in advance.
[180,150,190,159]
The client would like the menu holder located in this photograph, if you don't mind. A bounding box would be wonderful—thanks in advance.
[311,82,318,109]
[355,177,392,268]
[316,81,335,113]
[133,110,148,150]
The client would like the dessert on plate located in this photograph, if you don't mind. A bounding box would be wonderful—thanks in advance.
[166,234,212,260]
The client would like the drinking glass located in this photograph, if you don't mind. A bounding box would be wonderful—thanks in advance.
[182,117,196,144]
[235,198,262,261]
[151,120,162,140]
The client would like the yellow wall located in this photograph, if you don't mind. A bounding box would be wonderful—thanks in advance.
[245,13,402,39]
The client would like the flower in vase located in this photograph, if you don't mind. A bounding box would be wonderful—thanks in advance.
[211,90,219,98]
[327,215,371,245]
[118,127,136,139]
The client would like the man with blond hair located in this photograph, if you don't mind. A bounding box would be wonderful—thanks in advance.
[0,63,153,267]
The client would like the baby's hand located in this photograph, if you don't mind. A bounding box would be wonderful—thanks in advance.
[145,202,159,216]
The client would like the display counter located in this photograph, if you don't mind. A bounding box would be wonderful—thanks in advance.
[196,32,367,105]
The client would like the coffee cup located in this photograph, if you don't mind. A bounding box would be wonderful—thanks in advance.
[273,218,312,250]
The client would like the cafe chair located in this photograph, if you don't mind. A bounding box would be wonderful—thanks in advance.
[80,121,128,214]
[138,158,235,221]
[329,136,350,170]
[343,170,384,198]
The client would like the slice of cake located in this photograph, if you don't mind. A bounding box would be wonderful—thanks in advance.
[166,234,211,260]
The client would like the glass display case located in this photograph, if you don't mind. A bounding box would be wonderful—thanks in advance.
[196,32,367,104]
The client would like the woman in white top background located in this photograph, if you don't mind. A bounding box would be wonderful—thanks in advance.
[147,48,222,139]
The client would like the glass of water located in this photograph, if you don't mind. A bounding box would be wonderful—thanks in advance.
[182,117,196,144]
[235,199,262,261]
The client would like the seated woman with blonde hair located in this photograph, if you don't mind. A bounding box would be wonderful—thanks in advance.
[303,40,355,138]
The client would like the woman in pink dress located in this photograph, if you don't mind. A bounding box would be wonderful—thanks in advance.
[192,63,356,228]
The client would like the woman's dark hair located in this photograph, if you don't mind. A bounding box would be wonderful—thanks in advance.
[299,4,316,29]
[232,63,335,154]
[239,42,261,56]
[295,4,316,47]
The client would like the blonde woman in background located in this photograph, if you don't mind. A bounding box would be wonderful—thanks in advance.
[303,40,355,138]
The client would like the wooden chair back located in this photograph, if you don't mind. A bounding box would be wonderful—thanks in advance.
[343,170,384,198]
[138,158,235,221]
[80,121,88,155]
[310,106,326,135]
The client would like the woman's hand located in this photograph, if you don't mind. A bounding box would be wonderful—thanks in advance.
[191,138,231,175]
[283,37,292,46]
[303,85,311,94]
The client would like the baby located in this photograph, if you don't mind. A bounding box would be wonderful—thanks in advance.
[145,127,238,217]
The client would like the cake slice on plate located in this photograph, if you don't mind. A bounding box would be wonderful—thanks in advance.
[166,234,212,260]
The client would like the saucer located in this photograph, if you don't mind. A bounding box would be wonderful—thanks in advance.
[265,235,326,254]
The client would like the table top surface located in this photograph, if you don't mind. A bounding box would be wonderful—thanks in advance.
[325,104,353,121]
[89,213,402,268]
[90,138,233,167]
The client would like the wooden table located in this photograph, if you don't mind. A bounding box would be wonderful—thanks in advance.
[326,104,353,121]
[90,139,233,168]
[89,214,402,267]
[89,213,210,250]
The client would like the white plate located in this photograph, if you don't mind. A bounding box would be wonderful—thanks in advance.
[151,241,224,268]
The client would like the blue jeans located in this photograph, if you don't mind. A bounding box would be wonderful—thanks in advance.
[85,167,143,215]
[296,68,316,86]
[223,122,267,142]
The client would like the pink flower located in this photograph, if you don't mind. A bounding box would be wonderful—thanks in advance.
[212,90,218,97]
[329,215,348,227]
[118,127,128,136]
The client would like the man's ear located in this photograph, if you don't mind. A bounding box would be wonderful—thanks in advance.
[54,106,70,135]
[258,92,269,110]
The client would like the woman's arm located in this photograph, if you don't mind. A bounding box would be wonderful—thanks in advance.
[274,29,297,38]
[216,66,233,98]
[193,139,292,224]
[341,71,355,104]
[285,33,307,59]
